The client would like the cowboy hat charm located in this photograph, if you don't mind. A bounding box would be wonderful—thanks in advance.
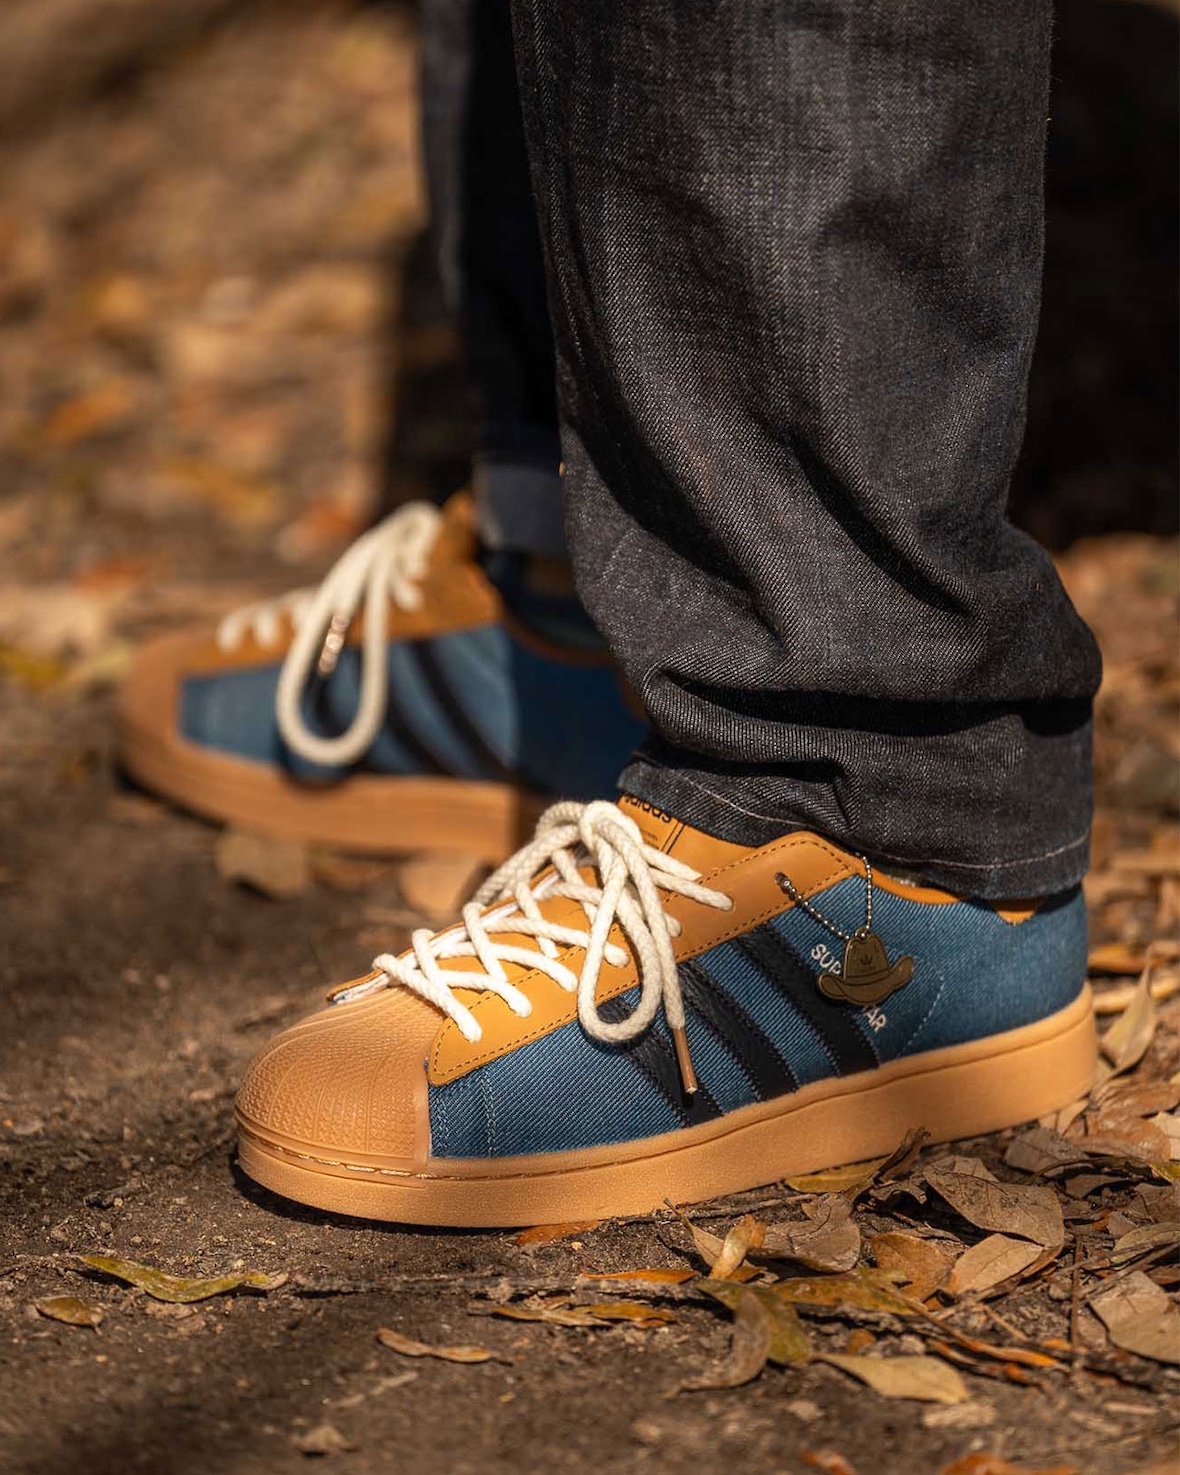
[819,928,914,1006]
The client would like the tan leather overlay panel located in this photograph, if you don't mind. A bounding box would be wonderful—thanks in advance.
[427,828,865,1086]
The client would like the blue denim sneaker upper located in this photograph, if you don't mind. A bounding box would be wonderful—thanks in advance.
[179,622,648,800]
[427,875,1087,1158]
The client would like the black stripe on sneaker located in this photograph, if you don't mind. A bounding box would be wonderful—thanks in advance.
[679,958,797,1102]
[373,675,450,776]
[736,925,878,1076]
[597,995,723,1127]
[410,642,516,784]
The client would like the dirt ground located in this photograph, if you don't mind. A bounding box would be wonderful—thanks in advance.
[0,4,1178,1474]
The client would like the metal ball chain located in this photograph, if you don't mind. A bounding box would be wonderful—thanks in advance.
[774,854,875,945]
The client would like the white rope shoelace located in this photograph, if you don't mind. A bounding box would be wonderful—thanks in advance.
[351,800,734,1094]
[214,501,443,767]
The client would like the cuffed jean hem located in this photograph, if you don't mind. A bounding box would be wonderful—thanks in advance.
[619,755,1092,901]
[473,455,566,557]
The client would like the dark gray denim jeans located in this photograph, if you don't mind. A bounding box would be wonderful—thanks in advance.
[420,0,1103,899]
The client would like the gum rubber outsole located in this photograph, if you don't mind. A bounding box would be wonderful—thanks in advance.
[235,987,1097,1227]
[118,714,546,860]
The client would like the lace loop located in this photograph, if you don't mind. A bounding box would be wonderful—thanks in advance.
[215,501,443,767]
[365,800,734,1094]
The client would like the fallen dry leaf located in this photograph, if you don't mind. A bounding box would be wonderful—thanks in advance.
[939,1457,1077,1475]
[480,1301,602,1328]
[924,1159,1064,1248]
[678,1285,773,1392]
[934,1332,1064,1372]
[943,1234,1044,1298]
[768,1267,917,1319]
[921,1403,998,1431]
[820,1352,968,1405]
[870,1232,957,1301]
[292,1422,357,1456]
[216,828,311,899]
[1088,940,1153,975]
[1098,964,1157,1077]
[398,851,487,920]
[81,1255,285,1303]
[800,1452,860,1475]
[514,1220,602,1247]
[309,852,393,892]
[757,1196,860,1273]
[1003,1128,1086,1176]
[34,1295,104,1329]
[579,1302,676,1328]
[376,1327,500,1364]
[1094,1079,1180,1122]
[1110,1221,1180,1265]
[1089,1270,1180,1364]
[0,584,124,661]
[784,1158,886,1194]
[1149,1111,1180,1160]
[674,1209,761,1282]
[700,1282,812,1366]
[709,1213,766,1280]
[1091,971,1180,1016]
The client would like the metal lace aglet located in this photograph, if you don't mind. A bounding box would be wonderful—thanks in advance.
[671,1024,699,1097]
[316,611,351,677]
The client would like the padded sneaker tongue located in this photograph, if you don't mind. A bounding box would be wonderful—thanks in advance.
[615,794,750,874]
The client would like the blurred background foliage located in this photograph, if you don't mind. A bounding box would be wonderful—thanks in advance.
[0,0,1174,593]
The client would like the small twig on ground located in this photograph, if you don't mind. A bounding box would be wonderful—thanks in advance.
[1069,1239,1084,1367]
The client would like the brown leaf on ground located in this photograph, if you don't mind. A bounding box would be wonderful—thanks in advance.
[309,852,393,892]
[216,828,311,899]
[398,852,487,920]
[700,1282,812,1366]
[800,1452,860,1475]
[677,1285,773,1392]
[514,1220,602,1248]
[757,1196,860,1272]
[783,1158,886,1194]
[820,1352,968,1405]
[1098,964,1157,1076]
[0,583,126,661]
[375,1327,501,1364]
[870,1231,957,1301]
[1089,1270,1180,1363]
[674,1209,762,1281]
[768,1267,917,1319]
[81,1255,286,1303]
[1110,1222,1180,1263]
[709,1213,766,1280]
[1131,1183,1180,1223]
[1091,970,1180,1015]
[34,1295,104,1329]
[1003,1127,1086,1176]
[939,1457,1078,1475]
[924,1159,1064,1247]
[934,1333,1064,1372]
[579,1302,676,1328]
[1094,1080,1180,1122]
[943,1235,1044,1298]
[292,1423,357,1456]
[1089,940,1154,975]
[481,1302,603,1328]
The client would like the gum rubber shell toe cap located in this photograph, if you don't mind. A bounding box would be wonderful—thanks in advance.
[235,988,441,1175]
